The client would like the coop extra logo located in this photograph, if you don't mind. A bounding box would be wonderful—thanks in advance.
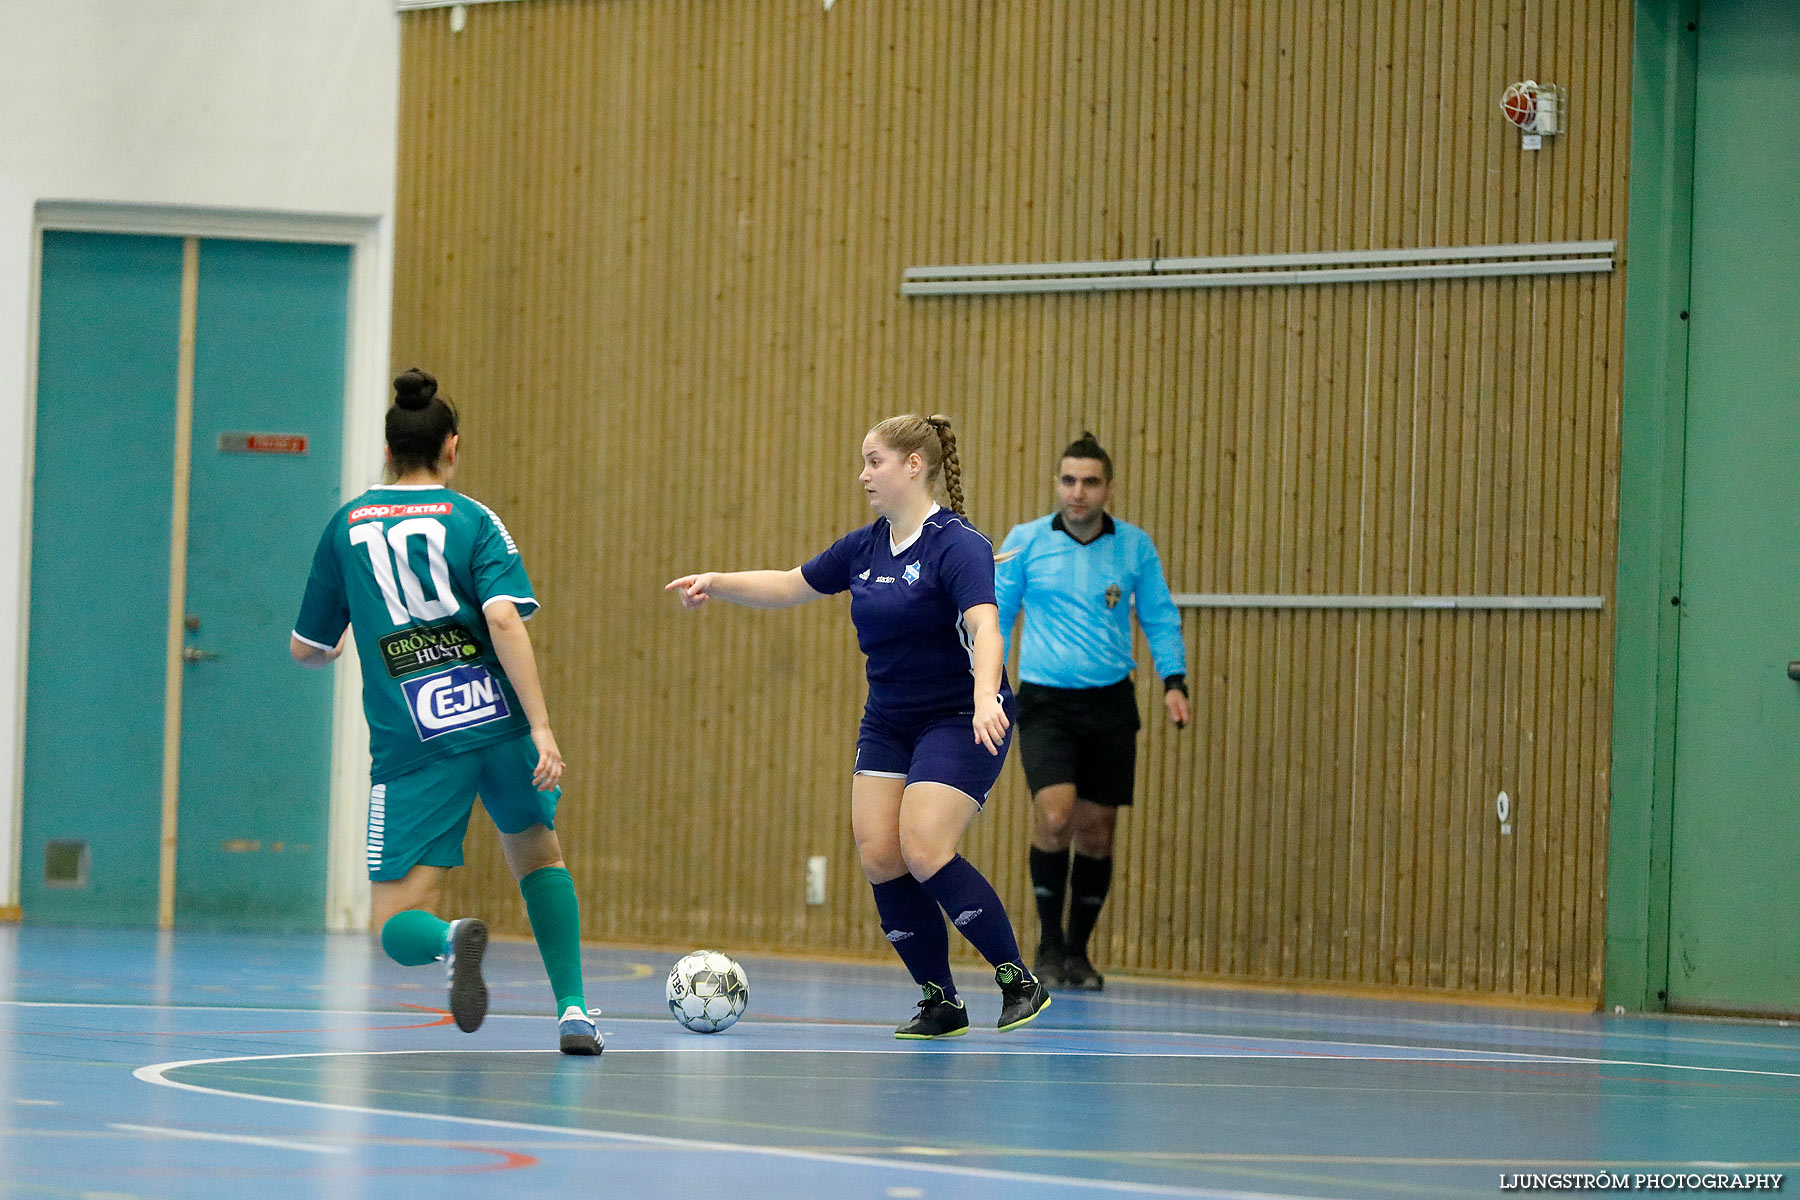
[349,501,453,523]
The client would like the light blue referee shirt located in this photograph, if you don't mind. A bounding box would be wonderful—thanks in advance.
[995,512,1188,690]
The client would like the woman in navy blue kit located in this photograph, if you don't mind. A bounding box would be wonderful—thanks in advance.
[667,414,1051,1038]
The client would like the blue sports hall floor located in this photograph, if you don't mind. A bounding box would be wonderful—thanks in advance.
[3,925,1798,1199]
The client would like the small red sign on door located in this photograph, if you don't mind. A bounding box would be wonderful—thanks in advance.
[218,432,308,455]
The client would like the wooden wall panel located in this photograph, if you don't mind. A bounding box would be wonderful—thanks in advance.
[394,0,1631,1003]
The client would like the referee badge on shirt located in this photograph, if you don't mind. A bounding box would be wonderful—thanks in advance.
[1105,583,1122,609]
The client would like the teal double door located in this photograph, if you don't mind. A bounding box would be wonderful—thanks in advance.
[1664,0,1800,1014]
[21,231,348,929]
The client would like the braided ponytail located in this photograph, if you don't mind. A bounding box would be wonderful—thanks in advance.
[925,415,965,517]
[868,413,1012,563]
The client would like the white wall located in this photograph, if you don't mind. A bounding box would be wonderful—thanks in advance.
[0,0,401,916]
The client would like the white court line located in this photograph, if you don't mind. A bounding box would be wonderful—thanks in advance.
[0,999,1562,1051]
[1069,991,1800,1052]
[14,993,1800,1050]
[132,1051,1344,1200]
[126,1043,1800,1200]
[133,1042,1800,1076]
[109,1122,347,1155]
[16,995,1796,1076]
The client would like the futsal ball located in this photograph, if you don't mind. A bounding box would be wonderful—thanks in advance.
[666,950,749,1033]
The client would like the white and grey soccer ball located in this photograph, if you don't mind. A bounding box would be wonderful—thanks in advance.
[666,950,749,1033]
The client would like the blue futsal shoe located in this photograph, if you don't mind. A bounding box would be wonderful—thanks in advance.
[559,1006,603,1056]
[444,918,489,1033]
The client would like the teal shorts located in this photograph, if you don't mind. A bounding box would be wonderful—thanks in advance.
[366,734,561,882]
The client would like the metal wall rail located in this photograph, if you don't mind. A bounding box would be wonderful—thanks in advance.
[1172,594,1606,611]
[902,240,1616,297]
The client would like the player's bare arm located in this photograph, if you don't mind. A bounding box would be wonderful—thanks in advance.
[485,598,563,791]
[666,567,819,610]
[963,603,1010,755]
[289,630,345,668]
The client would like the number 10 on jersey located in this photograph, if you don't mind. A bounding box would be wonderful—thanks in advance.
[350,518,457,625]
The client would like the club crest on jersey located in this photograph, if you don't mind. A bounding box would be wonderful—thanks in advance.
[1105,583,1122,609]
[402,663,510,740]
[902,561,921,585]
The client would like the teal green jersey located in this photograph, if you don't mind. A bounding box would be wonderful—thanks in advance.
[293,484,538,781]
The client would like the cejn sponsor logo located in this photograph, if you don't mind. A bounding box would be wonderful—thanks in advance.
[378,621,484,679]
[349,501,453,523]
[402,663,510,740]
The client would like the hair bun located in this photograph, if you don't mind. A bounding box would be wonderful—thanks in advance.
[393,368,438,410]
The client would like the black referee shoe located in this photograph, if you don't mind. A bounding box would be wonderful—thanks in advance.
[1060,951,1105,991]
[895,982,969,1039]
[444,918,489,1033]
[1033,939,1067,986]
[996,963,1052,1031]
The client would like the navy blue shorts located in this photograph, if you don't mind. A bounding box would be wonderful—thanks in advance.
[854,697,1017,807]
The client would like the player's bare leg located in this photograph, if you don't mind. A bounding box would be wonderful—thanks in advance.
[370,865,489,1032]
[499,823,598,1055]
[855,774,967,1037]
[904,783,1050,1031]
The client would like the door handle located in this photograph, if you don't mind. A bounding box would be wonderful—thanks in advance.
[182,647,221,664]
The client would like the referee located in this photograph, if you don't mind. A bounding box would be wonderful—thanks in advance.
[995,433,1189,990]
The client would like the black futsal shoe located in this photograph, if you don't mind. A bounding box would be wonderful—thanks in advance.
[1033,939,1067,986]
[1059,952,1105,991]
[894,982,969,1039]
[444,918,490,1033]
[995,962,1052,1031]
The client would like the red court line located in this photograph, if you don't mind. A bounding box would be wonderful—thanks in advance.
[14,1002,456,1039]
[57,1146,539,1179]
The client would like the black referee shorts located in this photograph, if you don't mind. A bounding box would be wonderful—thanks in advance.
[1015,679,1140,807]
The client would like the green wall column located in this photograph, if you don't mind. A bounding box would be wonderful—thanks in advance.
[1607,0,1698,1012]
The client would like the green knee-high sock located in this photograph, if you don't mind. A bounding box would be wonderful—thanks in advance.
[381,909,450,966]
[520,865,587,1015]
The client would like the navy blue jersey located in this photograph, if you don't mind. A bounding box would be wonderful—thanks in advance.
[801,506,1010,717]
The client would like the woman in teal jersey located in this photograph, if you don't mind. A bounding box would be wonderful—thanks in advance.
[290,369,598,1055]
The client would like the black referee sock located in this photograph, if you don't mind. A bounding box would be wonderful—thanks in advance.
[1064,853,1114,958]
[1028,847,1071,949]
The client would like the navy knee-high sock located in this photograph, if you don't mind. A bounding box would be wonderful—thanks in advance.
[920,855,1024,972]
[871,875,956,999]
